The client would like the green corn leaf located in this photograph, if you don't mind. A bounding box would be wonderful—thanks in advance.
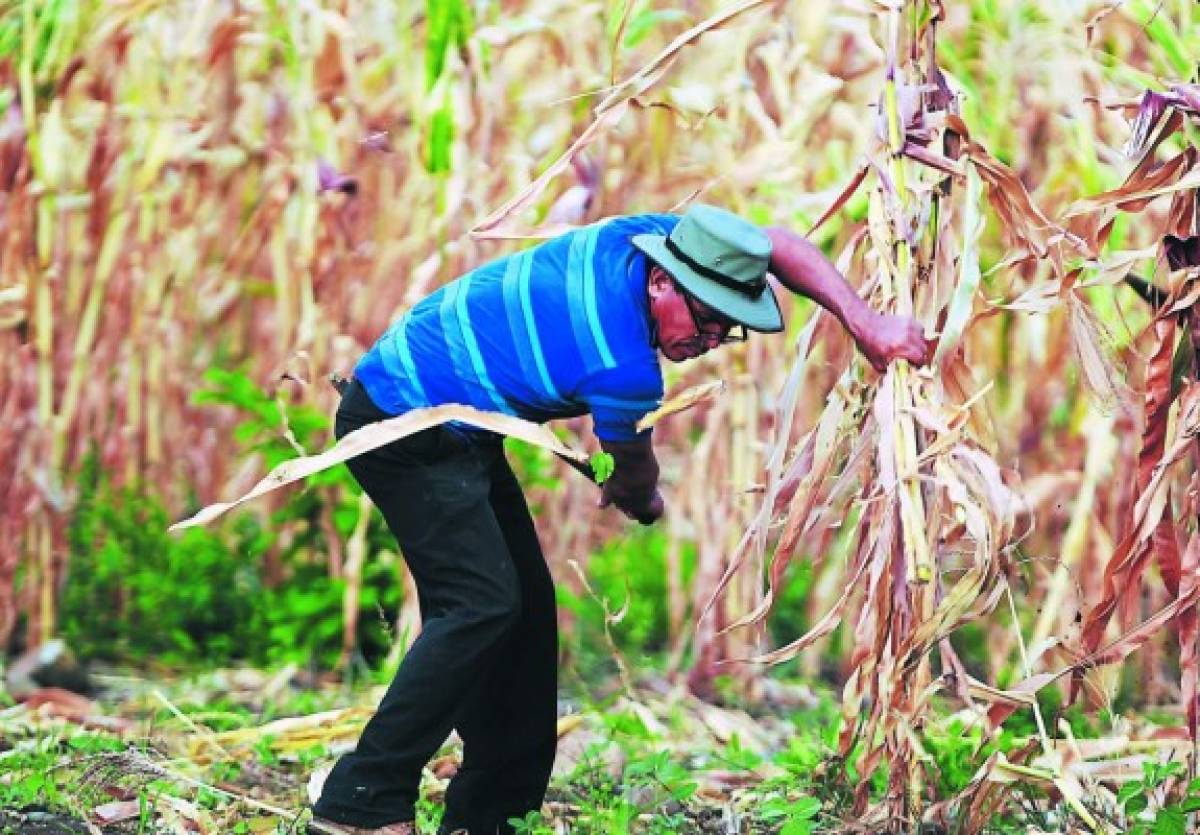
[589,452,615,484]
[425,88,454,173]
[426,0,472,90]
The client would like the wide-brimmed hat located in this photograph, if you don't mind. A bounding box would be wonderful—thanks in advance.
[631,204,783,333]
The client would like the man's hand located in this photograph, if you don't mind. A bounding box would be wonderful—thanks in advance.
[596,436,663,525]
[763,228,935,372]
[599,485,665,525]
[851,311,932,373]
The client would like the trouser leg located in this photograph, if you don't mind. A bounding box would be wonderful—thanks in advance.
[313,386,521,828]
[440,452,559,835]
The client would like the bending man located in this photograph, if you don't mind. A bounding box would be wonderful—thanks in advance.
[310,204,930,835]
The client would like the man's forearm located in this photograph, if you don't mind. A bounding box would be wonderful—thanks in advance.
[765,225,932,372]
[764,226,874,338]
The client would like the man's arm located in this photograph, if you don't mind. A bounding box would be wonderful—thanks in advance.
[764,226,931,371]
[597,434,664,525]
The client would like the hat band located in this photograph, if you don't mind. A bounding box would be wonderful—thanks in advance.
[664,236,766,300]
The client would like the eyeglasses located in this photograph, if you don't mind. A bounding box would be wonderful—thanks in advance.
[680,287,748,348]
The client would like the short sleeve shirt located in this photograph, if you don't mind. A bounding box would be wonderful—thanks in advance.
[354,213,680,441]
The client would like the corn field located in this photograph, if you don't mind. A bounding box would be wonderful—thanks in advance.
[4,0,1200,830]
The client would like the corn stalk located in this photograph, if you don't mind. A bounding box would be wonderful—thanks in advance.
[716,4,1046,826]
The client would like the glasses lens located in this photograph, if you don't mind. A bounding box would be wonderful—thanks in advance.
[679,286,748,347]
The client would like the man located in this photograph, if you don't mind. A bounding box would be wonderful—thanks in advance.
[310,204,930,834]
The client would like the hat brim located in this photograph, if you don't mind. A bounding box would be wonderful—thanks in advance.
[631,234,784,334]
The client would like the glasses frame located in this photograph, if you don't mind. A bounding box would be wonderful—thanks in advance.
[678,284,748,349]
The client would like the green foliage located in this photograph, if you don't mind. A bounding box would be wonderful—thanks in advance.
[60,463,372,667]
[425,0,472,90]
[589,451,615,485]
[759,794,821,835]
[607,0,687,50]
[504,436,564,495]
[0,730,122,810]
[422,0,470,174]
[264,0,301,82]
[426,87,456,174]
[1117,760,1200,835]
[559,528,687,679]
[190,367,330,470]
[416,796,447,833]
[3,0,94,97]
[748,699,858,825]
[60,368,400,669]
[515,720,696,834]
[62,455,262,665]
[625,748,698,804]
[923,719,1020,797]
[508,811,556,835]
[0,10,18,63]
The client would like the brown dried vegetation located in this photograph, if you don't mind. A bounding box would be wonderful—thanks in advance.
[3,0,1200,829]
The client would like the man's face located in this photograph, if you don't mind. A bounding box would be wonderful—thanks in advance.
[647,265,741,362]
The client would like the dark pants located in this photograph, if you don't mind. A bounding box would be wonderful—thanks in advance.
[313,381,558,834]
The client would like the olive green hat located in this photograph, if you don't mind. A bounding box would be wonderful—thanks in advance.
[631,204,783,333]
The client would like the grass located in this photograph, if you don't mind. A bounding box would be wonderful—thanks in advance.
[0,659,1181,834]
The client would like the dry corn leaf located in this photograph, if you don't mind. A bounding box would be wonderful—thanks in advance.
[743,525,871,664]
[934,160,983,365]
[470,103,633,240]
[1181,532,1200,738]
[948,115,1070,258]
[636,380,725,431]
[1076,348,1194,664]
[807,161,870,236]
[593,0,773,116]
[1079,582,1200,671]
[170,406,587,530]
[1070,148,1198,215]
[1067,293,1130,411]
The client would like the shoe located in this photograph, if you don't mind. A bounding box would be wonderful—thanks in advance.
[307,817,415,835]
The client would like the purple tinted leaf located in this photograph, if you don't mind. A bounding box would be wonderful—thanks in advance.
[901,141,963,178]
[4,99,23,133]
[1122,86,1200,160]
[571,154,599,188]
[317,160,358,196]
[0,100,27,191]
[1125,90,1171,159]
[359,131,393,153]
[928,66,955,113]
[1168,84,1200,115]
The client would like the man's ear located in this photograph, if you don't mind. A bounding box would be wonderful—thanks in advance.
[646,264,671,300]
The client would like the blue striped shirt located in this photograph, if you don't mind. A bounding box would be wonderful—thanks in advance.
[354,214,679,441]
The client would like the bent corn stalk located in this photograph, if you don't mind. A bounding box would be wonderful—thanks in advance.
[171,379,724,531]
[169,405,589,531]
